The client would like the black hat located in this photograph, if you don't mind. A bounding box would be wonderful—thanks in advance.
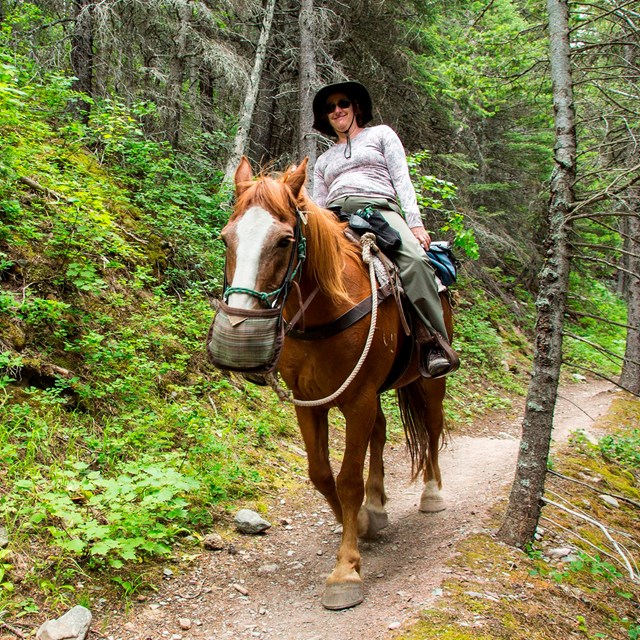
[312,81,373,137]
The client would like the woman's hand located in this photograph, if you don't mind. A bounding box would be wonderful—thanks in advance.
[411,226,432,250]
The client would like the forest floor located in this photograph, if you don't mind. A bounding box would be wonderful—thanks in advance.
[97,378,620,640]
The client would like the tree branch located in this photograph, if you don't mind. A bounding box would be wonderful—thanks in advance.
[562,361,640,398]
[570,241,640,260]
[568,164,640,215]
[565,309,640,331]
[570,253,640,279]
[563,332,633,364]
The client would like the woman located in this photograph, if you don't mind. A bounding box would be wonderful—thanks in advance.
[311,81,459,378]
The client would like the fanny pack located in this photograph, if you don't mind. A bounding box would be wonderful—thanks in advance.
[207,302,285,374]
[426,241,460,287]
[338,206,402,254]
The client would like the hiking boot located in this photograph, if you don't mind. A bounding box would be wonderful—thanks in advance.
[427,348,452,377]
[418,331,460,379]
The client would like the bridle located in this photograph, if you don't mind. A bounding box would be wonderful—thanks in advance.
[222,211,307,309]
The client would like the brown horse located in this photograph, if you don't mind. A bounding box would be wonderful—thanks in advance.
[217,157,453,611]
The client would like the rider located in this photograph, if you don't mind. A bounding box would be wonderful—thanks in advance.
[311,81,459,378]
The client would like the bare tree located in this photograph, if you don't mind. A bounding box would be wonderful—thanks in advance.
[164,0,192,147]
[223,0,278,183]
[620,190,640,394]
[70,0,94,118]
[497,0,576,547]
[298,0,317,183]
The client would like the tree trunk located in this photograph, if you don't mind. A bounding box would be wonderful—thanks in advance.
[298,0,317,186]
[223,0,278,183]
[618,38,640,394]
[247,58,278,167]
[165,1,192,148]
[619,193,640,394]
[70,0,94,118]
[497,0,576,547]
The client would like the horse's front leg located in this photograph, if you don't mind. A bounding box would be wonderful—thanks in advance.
[357,398,389,539]
[295,406,342,523]
[322,398,377,610]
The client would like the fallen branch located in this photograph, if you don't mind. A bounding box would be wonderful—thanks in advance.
[540,514,627,569]
[18,176,66,201]
[0,620,27,639]
[549,470,640,509]
[542,496,638,582]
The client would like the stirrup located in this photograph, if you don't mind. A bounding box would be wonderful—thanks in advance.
[418,332,460,379]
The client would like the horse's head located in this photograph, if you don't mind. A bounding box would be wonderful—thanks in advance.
[221,157,308,310]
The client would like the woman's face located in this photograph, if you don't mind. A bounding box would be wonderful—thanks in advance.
[325,92,355,133]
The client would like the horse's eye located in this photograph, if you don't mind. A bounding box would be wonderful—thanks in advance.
[278,236,294,249]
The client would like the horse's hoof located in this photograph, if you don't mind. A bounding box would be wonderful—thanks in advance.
[419,494,446,513]
[357,507,389,540]
[321,582,364,610]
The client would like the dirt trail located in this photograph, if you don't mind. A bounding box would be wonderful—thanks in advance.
[107,379,617,640]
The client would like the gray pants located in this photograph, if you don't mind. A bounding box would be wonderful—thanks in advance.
[329,196,450,341]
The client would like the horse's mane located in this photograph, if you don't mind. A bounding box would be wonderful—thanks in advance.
[235,172,363,306]
[297,189,363,305]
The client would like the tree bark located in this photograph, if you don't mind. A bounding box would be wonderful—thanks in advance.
[620,192,640,394]
[619,38,640,394]
[298,0,317,186]
[165,1,192,148]
[497,0,576,547]
[70,0,94,119]
[223,0,278,183]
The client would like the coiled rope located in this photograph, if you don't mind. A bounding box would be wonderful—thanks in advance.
[267,232,380,407]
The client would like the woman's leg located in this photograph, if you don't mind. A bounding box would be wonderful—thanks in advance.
[376,207,450,341]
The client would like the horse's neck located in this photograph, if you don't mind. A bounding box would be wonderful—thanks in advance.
[286,252,369,324]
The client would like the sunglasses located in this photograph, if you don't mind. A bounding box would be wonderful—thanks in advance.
[325,98,352,114]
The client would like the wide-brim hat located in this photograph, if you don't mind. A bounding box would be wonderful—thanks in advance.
[312,81,373,137]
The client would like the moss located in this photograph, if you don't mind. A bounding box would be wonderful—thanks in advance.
[399,622,496,639]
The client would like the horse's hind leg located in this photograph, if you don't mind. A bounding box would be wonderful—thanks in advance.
[295,406,343,523]
[419,378,447,513]
[357,398,389,539]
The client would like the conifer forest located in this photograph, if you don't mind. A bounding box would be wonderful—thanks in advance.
[0,0,639,638]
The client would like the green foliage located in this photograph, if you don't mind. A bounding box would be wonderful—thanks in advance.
[408,150,479,259]
[0,46,298,608]
[597,430,640,469]
[554,552,623,584]
[0,549,13,595]
[564,270,627,377]
[13,457,200,567]
[445,278,531,423]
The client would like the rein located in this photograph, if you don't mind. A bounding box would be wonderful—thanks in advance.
[268,233,381,407]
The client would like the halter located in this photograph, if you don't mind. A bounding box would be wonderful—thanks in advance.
[223,211,307,308]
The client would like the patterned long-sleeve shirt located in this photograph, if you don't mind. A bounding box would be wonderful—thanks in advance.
[312,125,423,229]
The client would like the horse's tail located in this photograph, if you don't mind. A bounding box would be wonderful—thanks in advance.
[397,379,447,480]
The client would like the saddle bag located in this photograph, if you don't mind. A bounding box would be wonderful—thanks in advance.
[206,301,284,374]
[426,241,460,287]
[339,206,402,254]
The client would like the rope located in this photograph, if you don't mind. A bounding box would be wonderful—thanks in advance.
[268,233,380,407]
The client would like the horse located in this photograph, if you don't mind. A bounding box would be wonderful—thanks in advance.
[213,156,453,611]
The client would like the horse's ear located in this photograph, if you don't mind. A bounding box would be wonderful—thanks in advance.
[234,156,254,196]
[284,157,309,199]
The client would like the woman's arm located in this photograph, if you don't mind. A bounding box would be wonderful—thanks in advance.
[312,162,329,207]
[380,126,423,229]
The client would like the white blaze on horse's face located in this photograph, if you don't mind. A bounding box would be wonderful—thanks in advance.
[226,206,275,309]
